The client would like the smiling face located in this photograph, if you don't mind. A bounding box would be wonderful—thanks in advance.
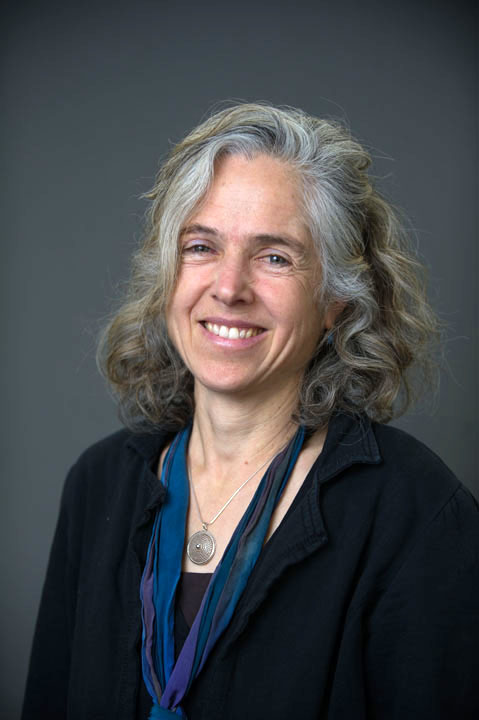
[166,153,336,403]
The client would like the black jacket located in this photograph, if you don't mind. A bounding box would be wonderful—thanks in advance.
[22,414,479,719]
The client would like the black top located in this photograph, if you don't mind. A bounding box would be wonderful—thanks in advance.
[174,572,213,663]
[22,413,479,719]
[177,572,213,630]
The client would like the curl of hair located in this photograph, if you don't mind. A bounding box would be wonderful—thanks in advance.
[97,102,439,432]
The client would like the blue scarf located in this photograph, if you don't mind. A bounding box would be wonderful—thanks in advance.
[140,424,305,718]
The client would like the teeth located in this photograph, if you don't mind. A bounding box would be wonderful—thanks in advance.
[204,322,261,339]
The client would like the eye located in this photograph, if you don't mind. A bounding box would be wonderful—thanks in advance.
[183,243,211,254]
[259,252,291,268]
[181,242,216,261]
[180,241,217,265]
[267,254,289,265]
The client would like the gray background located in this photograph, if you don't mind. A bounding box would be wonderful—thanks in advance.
[2,0,477,716]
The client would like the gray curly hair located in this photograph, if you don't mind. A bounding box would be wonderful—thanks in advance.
[98,102,438,431]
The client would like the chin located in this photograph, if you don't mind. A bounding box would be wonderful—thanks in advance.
[193,366,261,396]
[196,377,254,396]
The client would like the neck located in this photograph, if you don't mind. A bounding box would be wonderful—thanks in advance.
[188,383,300,488]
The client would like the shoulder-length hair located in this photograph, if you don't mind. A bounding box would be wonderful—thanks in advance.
[98,102,438,432]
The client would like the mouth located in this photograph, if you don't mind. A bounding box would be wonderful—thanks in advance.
[201,321,265,340]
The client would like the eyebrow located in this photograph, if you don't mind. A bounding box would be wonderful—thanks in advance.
[181,224,220,238]
[181,224,307,254]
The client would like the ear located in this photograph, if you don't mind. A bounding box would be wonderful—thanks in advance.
[324,301,346,330]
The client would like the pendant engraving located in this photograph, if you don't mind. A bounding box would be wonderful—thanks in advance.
[187,530,216,565]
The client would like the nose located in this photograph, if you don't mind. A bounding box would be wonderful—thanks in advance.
[212,252,254,306]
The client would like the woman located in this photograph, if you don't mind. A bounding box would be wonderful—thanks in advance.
[23,104,479,719]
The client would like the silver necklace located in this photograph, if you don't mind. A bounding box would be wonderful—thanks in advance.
[186,450,281,565]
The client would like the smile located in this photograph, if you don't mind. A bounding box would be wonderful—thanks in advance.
[203,322,264,339]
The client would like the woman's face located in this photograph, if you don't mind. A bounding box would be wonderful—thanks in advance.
[167,153,336,401]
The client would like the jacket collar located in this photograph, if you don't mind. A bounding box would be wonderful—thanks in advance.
[314,411,381,485]
[126,427,174,469]
[126,411,380,471]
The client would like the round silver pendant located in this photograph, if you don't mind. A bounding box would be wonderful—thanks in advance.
[187,530,216,565]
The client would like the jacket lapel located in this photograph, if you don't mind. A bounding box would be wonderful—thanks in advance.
[221,413,382,649]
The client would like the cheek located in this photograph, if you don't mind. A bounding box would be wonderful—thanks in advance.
[165,293,185,347]
[271,281,320,327]
[164,311,178,352]
[297,298,324,347]
[165,281,204,353]
[167,281,192,324]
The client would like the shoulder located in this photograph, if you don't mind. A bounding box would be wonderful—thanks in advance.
[53,427,174,563]
[64,429,135,495]
[323,413,463,508]
[71,427,134,469]
[373,422,455,476]
[371,421,461,497]
[371,421,478,527]
[70,425,171,473]
[61,426,171,513]
[366,422,478,579]
[366,429,479,623]
[320,416,478,587]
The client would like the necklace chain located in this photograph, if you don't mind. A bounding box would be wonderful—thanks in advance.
[186,433,294,565]
[188,448,282,529]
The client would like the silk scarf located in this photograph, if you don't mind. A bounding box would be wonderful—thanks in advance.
[140,424,305,718]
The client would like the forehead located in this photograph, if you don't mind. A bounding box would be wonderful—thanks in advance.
[189,153,310,244]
